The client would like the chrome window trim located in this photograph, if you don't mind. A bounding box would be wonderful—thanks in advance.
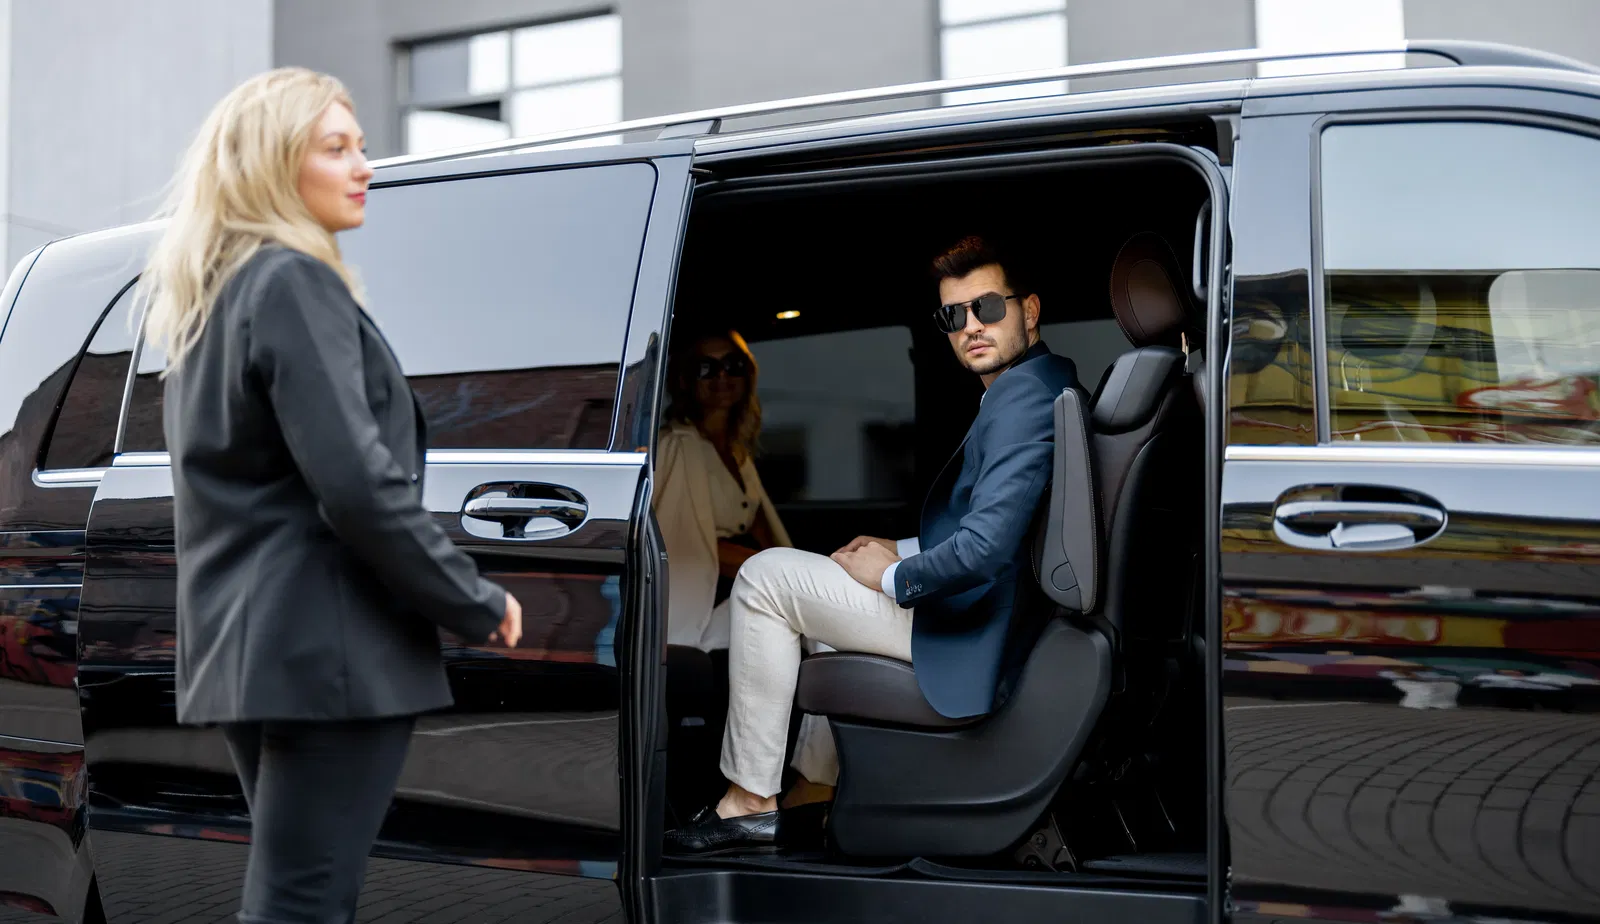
[426,449,646,466]
[108,450,647,469]
[0,732,83,753]
[111,452,170,468]
[1226,443,1600,467]
[33,467,107,487]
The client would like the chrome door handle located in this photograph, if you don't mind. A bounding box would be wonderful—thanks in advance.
[1272,499,1446,552]
[463,497,587,522]
[1275,500,1444,530]
[461,485,588,541]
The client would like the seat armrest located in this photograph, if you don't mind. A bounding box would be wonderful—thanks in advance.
[1035,388,1100,613]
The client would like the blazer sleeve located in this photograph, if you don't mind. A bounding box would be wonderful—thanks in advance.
[891,370,1055,609]
[242,252,505,643]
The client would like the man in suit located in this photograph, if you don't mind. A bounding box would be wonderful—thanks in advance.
[666,236,1080,853]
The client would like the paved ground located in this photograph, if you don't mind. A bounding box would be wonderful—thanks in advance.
[85,831,624,924]
[9,700,1596,921]
[1227,699,1600,916]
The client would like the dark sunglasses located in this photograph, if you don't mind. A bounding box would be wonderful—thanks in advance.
[933,292,1022,334]
[693,354,751,380]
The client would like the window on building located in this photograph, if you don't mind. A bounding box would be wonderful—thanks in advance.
[404,13,622,155]
[1254,0,1403,77]
[939,0,1067,107]
[1318,121,1600,445]
[41,285,138,470]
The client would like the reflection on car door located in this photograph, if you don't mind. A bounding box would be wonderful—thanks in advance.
[77,151,694,922]
[0,235,148,922]
[1223,107,1600,924]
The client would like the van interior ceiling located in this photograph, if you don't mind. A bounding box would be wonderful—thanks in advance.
[657,152,1213,888]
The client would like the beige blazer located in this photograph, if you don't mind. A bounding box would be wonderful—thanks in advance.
[653,421,792,650]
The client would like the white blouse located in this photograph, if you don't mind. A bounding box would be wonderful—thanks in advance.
[652,422,791,651]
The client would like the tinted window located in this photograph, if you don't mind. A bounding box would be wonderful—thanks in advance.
[1040,318,1127,394]
[750,326,915,503]
[121,330,166,453]
[1320,121,1600,445]
[41,285,138,469]
[340,163,656,449]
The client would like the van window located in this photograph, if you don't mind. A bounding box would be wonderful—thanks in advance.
[1040,318,1126,395]
[749,326,915,503]
[42,285,137,470]
[1319,121,1600,445]
[340,163,656,450]
[121,333,166,454]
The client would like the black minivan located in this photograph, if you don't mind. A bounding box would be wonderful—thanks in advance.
[2,40,1598,924]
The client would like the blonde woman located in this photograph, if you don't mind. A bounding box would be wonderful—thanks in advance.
[145,68,521,920]
[654,330,836,811]
[655,330,790,652]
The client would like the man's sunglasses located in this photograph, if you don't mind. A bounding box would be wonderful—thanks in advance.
[933,292,1022,334]
[693,354,751,380]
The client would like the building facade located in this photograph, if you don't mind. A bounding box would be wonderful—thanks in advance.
[1,0,1598,272]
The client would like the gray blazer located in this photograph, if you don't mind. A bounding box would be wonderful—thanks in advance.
[165,246,505,725]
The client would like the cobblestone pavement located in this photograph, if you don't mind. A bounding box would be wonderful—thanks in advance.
[81,831,624,924]
[1227,700,1600,916]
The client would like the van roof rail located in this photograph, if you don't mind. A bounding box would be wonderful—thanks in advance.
[374,39,1597,169]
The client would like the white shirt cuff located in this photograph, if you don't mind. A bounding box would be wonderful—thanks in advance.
[880,560,899,599]
[895,537,920,557]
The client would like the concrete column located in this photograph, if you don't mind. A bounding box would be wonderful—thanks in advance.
[1066,0,1256,91]
[1404,0,1600,67]
[5,0,272,271]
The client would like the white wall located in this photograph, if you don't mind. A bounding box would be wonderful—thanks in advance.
[1404,0,1600,67]
[0,0,11,273]
[5,0,272,270]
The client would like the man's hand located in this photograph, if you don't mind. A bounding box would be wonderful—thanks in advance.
[836,535,896,556]
[831,542,900,592]
[489,592,523,648]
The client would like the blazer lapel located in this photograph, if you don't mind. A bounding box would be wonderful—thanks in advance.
[919,430,971,540]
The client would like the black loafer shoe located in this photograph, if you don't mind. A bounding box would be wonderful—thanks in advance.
[664,807,781,855]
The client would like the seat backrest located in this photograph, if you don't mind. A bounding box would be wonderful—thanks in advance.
[1033,387,1101,615]
[1095,232,1204,640]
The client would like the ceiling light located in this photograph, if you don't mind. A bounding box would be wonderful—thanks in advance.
[776,310,801,320]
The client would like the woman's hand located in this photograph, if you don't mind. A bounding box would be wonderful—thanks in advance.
[717,539,761,578]
[489,592,523,648]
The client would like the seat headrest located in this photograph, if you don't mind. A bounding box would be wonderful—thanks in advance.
[1109,232,1194,349]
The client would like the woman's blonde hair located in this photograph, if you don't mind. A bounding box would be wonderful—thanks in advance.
[141,67,362,371]
[665,329,764,463]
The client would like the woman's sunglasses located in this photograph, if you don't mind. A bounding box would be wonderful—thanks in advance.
[694,354,751,380]
[932,292,1022,334]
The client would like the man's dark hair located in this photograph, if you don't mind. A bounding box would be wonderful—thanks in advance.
[931,235,1031,296]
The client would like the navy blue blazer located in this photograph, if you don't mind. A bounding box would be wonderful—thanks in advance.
[894,341,1079,718]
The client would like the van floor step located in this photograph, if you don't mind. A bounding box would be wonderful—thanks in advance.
[1081,852,1207,878]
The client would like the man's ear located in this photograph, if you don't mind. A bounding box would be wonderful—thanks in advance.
[1024,293,1042,331]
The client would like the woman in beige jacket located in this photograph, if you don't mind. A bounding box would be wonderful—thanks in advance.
[654,329,790,650]
[654,329,834,807]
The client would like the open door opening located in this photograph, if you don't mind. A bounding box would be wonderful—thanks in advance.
[642,141,1227,918]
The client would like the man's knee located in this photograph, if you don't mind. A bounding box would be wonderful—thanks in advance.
[731,547,811,608]
[736,546,804,582]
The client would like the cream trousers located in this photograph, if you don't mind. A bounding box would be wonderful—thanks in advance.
[720,547,915,798]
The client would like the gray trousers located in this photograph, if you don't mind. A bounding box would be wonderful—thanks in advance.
[223,717,415,924]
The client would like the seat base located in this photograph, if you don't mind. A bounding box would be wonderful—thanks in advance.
[797,652,977,729]
[821,619,1113,857]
